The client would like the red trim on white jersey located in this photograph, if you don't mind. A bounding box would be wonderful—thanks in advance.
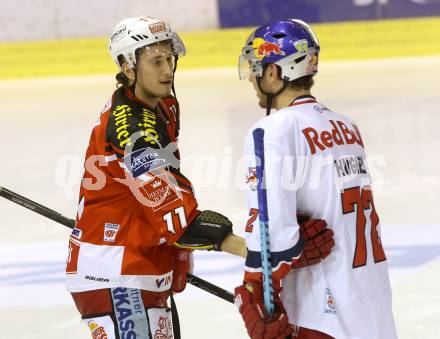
[289,96,317,107]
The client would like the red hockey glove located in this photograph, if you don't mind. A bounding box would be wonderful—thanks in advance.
[171,247,193,293]
[292,214,335,269]
[235,283,293,339]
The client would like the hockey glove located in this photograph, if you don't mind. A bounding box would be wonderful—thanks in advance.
[171,247,193,293]
[292,215,334,269]
[175,210,233,251]
[235,283,293,339]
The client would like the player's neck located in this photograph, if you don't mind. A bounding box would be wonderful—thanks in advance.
[274,88,312,109]
[134,87,160,109]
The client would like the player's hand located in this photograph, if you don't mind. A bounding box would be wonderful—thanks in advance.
[292,213,334,269]
[175,210,233,251]
[235,283,293,339]
[171,247,193,293]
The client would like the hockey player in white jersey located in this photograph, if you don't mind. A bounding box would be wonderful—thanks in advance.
[234,19,398,339]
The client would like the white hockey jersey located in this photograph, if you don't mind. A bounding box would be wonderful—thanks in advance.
[243,96,397,339]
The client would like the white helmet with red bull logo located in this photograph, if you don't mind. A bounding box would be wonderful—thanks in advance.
[238,19,320,82]
[109,16,186,70]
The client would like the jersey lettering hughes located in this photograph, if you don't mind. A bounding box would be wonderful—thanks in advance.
[334,155,367,177]
[302,119,364,154]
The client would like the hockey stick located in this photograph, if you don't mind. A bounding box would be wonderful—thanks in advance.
[253,128,275,315]
[0,186,235,304]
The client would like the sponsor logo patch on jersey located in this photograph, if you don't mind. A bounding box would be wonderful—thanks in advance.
[72,227,82,240]
[154,315,173,339]
[324,288,336,314]
[85,275,110,283]
[124,148,168,178]
[104,223,120,242]
[146,308,173,339]
[141,173,180,211]
[313,104,330,114]
[246,167,257,191]
[155,273,172,289]
[87,320,109,339]
[302,119,364,155]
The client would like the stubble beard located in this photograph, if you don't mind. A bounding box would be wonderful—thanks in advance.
[137,82,171,104]
[258,93,267,109]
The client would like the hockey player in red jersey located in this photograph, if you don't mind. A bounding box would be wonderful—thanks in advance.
[65,16,234,338]
[234,19,397,339]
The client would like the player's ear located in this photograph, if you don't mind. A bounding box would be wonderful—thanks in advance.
[265,64,281,88]
[269,64,281,81]
[122,63,136,82]
[265,64,274,78]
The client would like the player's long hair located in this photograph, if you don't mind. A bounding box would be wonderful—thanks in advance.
[115,55,132,88]
[288,75,315,91]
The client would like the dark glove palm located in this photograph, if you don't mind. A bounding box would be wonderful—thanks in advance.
[175,210,232,251]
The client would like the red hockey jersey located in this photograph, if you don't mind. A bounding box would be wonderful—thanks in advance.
[66,87,199,293]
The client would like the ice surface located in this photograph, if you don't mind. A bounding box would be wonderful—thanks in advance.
[1,56,440,338]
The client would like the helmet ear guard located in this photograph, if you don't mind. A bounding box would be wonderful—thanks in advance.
[274,45,319,81]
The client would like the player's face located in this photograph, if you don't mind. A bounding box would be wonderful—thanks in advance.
[135,42,175,104]
[249,72,268,108]
[249,64,284,109]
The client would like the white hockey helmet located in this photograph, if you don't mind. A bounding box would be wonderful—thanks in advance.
[109,16,186,70]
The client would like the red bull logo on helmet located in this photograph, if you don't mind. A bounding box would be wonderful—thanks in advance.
[252,38,285,59]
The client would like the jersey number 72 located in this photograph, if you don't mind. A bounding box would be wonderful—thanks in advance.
[341,186,387,268]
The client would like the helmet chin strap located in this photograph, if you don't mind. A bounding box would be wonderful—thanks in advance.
[129,52,140,94]
[131,47,145,96]
[171,56,179,100]
[130,66,138,94]
[256,72,289,116]
[171,56,181,133]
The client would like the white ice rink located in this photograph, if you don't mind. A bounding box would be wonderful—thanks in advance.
[1,56,440,338]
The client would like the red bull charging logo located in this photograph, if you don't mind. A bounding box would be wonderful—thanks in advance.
[252,38,285,59]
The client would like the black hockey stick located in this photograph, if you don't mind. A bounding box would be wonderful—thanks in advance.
[0,186,235,304]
